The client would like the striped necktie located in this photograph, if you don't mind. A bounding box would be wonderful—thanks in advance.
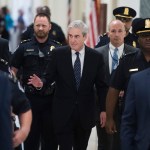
[112,48,118,72]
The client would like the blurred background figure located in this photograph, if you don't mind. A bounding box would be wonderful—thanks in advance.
[17,10,26,36]
[17,9,26,44]
[0,8,9,40]
[1,6,14,34]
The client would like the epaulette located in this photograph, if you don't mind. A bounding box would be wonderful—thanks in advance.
[20,39,31,44]
[51,39,62,46]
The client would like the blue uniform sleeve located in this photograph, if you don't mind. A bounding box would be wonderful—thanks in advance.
[11,81,31,115]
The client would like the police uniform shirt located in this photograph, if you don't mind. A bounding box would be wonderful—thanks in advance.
[124,32,139,48]
[95,33,109,48]
[11,36,60,84]
[110,50,150,93]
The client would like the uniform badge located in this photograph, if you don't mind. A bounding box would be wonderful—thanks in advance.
[124,8,129,15]
[129,68,138,72]
[132,41,136,48]
[145,19,150,28]
[26,49,34,52]
[50,46,55,51]
[52,30,56,36]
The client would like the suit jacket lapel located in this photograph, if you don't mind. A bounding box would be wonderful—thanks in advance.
[147,69,150,107]
[79,46,90,89]
[104,45,110,76]
[63,46,77,90]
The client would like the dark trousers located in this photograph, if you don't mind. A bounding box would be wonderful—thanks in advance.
[96,122,120,150]
[96,107,121,150]
[24,94,58,150]
[56,105,92,150]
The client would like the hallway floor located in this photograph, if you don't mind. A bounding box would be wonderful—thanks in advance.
[87,127,97,150]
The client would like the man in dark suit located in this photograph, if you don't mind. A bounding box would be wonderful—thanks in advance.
[95,19,138,150]
[0,73,12,150]
[28,20,107,150]
[0,37,10,72]
[121,68,150,150]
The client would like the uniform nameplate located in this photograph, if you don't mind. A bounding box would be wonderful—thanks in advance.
[26,49,34,51]
[129,68,138,72]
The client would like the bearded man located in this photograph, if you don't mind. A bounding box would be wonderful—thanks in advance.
[11,13,60,150]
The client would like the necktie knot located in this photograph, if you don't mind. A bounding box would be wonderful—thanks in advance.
[75,52,79,57]
[114,47,118,52]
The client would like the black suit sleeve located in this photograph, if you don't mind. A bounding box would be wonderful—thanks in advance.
[95,53,108,112]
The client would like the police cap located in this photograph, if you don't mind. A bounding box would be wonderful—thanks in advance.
[113,6,136,19]
[132,18,142,34]
[133,18,150,35]
[38,6,51,16]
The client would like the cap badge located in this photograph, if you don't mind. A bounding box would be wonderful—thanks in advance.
[132,41,136,48]
[145,19,150,28]
[124,8,129,15]
[52,30,56,36]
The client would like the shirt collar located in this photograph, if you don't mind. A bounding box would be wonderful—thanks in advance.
[71,45,85,56]
[109,43,124,57]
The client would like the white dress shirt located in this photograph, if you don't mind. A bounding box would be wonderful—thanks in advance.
[109,43,124,73]
[71,47,85,76]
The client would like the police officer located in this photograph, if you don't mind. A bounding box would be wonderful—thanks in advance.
[105,18,150,148]
[0,36,32,150]
[0,73,12,150]
[10,72,32,150]
[0,17,9,40]
[0,70,32,150]
[11,13,60,150]
[95,6,139,48]
[21,5,67,45]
